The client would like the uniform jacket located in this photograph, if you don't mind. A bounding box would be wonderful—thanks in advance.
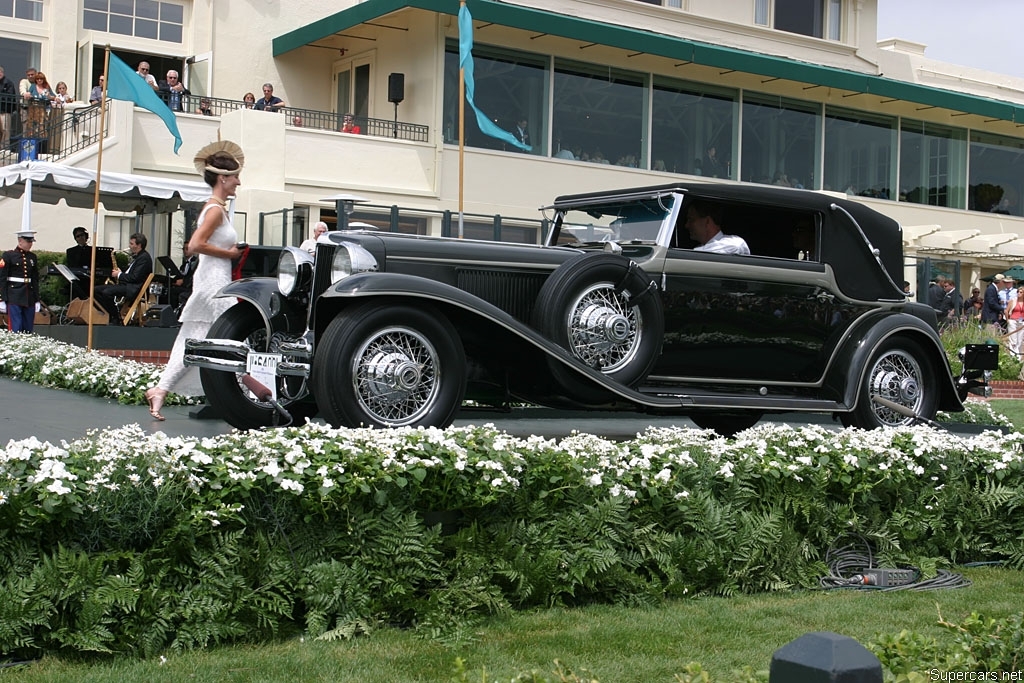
[0,247,40,307]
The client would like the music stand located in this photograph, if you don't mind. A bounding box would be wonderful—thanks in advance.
[158,256,183,305]
[52,263,78,300]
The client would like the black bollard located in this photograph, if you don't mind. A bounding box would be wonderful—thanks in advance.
[769,632,883,683]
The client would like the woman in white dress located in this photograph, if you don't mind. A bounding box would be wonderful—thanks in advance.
[145,140,245,420]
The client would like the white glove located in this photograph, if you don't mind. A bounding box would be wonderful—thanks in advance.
[35,302,42,313]
[0,301,6,314]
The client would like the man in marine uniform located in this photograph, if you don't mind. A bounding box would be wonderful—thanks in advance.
[0,230,41,333]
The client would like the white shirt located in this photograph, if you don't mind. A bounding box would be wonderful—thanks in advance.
[137,72,158,89]
[695,231,750,255]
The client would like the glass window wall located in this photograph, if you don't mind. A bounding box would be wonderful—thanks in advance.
[968,132,1024,217]
[443,41,548,154]
[741,94,820,189]
[552,59,647,167]
[899,120,966,209]
[651,77,736,177]
[824,107,895,198]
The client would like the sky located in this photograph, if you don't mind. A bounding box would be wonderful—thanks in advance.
[876,0,1024,80]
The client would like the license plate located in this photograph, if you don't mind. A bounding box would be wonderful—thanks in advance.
[246,353,282,401]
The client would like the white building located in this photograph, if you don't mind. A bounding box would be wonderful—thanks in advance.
[3,0,1024,292]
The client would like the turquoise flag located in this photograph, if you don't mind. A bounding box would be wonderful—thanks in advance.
[458,4,531,152]
[106,51,183,154]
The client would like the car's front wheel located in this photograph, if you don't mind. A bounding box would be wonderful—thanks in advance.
[200,304,317,430]
[312,303,467,428]
[840,338,938,429]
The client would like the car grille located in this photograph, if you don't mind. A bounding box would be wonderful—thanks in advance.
[312,243,335,301]
[457,268,547,324]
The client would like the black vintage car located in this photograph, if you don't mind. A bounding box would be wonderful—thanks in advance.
[184,182,991,433]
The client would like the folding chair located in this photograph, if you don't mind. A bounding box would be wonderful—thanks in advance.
[119,273,155,326]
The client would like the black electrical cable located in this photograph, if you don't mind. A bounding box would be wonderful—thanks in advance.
[818,533,971,591]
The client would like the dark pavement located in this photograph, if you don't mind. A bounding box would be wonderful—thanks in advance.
[0,376,841,446]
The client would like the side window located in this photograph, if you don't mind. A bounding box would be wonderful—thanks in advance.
[673,201,819,261]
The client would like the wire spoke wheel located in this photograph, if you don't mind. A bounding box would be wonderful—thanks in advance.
[566,283,642,372]
[867,349,924,425]
[352,326,440,425]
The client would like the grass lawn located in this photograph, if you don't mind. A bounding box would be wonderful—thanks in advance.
[990,399,1024,431]
[5,566,1020,682]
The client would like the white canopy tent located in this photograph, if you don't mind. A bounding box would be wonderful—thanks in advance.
[0,161,210,228]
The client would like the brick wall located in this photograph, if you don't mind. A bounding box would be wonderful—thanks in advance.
[988,381,1024,400]
[97,349,169,365]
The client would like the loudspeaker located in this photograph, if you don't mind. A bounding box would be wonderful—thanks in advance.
[388,73,405,104]
[143,304,180,327]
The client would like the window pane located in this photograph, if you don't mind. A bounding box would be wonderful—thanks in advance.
[553,59,645,167]
[110,0,132,15]
[135,18,158,39]
[651,77,736,177]
[741,94,819,189]
[109,13,133,34]
[159,22,182,42]
[754,0,769,25]
[827,0,841,40]
[775,0,824,38]
[443,41,549,156]
[14,0,41,20]
[968,132,1024,217]
[82,9,106,29]
[354,63,370,119]
[0,0,14,16]
[899,120,966,209]
[83,0,106,10]
[136,0,158,19]
[824,107,895,198]
[160,2,182,23]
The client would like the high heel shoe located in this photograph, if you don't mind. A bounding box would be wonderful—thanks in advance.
[145,388,166,421]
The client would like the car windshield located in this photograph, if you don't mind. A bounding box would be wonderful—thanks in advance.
[555,197,671,245]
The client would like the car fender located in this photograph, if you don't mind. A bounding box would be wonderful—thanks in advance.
[212,277,306,338]
[316,272,686,408]
[826,311,962,412]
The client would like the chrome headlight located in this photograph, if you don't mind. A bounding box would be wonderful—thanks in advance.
[331,243,378,283]
[277,246,314,297]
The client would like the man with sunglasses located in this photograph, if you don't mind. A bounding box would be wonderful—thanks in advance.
[0,230,41,333]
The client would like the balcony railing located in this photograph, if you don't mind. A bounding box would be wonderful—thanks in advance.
[1,95,106,163]
[169,93,429,143]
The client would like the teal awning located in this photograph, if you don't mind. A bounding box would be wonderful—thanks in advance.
[274,0,1024,124]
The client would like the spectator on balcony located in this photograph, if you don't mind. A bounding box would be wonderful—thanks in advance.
[25,72,54,146]
[89,75,104,105]
[0,65,16,150]
[158,70,190,112]
[292,114,303,127]
[136,61,158,91]
[241,92,256,109]
[19,67,36,100]
[254,83,285,112]
[196,98,213,116]
[340,112,361,134]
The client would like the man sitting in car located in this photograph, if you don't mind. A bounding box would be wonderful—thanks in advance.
[684,201,750,255]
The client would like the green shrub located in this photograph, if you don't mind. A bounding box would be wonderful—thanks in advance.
[940,318,1021,380]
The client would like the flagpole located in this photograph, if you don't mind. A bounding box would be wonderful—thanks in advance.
[458,0,466,239]
[86,46,112,351]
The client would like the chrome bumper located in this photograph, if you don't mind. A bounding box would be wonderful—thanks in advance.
[183,338,312,378]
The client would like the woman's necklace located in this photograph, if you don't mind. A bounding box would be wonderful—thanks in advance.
[208,196,226,208]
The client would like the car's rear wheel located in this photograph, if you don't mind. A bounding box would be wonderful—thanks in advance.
[313,303,466,428]
[840,338,938,429]
[689,411,763,437]
[532,253,663,400]
[200,304,317,430]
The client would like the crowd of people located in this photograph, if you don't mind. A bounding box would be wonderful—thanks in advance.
[0,64,79,156]
[927,273,1024,357]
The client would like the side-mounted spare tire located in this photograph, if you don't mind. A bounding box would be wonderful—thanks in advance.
[532,252,663,402]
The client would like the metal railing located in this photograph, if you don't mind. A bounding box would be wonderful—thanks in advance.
[165,93,429,143]
[1,95,106,163]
